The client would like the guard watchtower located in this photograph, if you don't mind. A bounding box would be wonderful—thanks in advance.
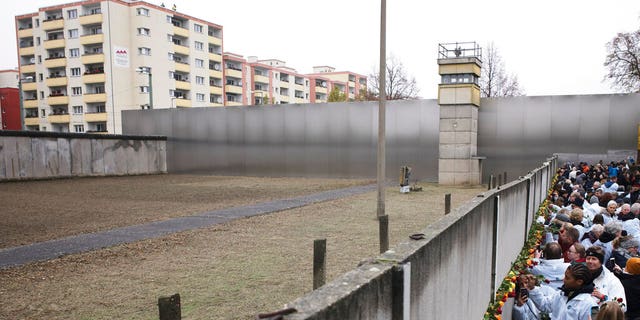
[437,42,484,185]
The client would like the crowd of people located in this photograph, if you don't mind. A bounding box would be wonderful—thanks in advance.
[513,159,640,320]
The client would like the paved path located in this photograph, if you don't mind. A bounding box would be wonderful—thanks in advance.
[0,184,376,269]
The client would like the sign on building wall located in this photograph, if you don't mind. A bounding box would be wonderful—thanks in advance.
[113,47,130,68]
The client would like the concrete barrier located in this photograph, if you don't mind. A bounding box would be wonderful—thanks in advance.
[0,131,166,181]
[283,157,557,319]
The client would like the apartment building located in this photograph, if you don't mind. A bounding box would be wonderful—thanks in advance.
[15,0,224,134]
[0,70,21,130]
[308,66,367,101]
[226,55,366,106]
[15,0,367,133]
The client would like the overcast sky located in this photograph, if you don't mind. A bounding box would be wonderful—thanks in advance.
[3,0,639,98]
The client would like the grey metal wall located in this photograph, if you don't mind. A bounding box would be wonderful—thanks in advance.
[479,94,640,182]
[123,100,441,181]
[123,93,640,183]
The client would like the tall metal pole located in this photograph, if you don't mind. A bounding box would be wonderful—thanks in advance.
[18,80,25,130]
[148,72,153,109]
[377,0,386,218]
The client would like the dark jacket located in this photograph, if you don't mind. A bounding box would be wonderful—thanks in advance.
[614,271,640,319]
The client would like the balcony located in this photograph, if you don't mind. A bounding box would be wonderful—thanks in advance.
[174,62,190,73]
[173,26,189,38]
[22,81,37,91]
[315,86,327,94]
[24,117,40,126]
[226,101,242,107]
[254,74,269,84]
[225,85,242,95]
[209,69,222,79]
[175,98,191,108]
[175,80,191,90]
[82,73,105,84]
[20,64,36,73]
[210,86,223,95]
[47,95,69,105]
[42,18,64,31]
[83,93,106,103]
[48,114,70,124]
[44,39,66,49]
[278,81,290,88]
[80,33,104,45]
[84,112,108,122]
[79,13,102,25]
[44,57,67,68]
[280,96,290,103]
[173,44,190,56]
[295,97,305,104]
[24,99,39,108]
[208,52,222,62]
[208,35,222,46]
[46,77,68,87]
[18,28,33,38]
[19,46,35,56]
[225,68,242,78]
[294,83,305,91]
[81,53,105,64]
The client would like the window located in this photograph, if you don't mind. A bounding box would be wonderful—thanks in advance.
[68,29,78,39]
[194,24,203,33]
[40,108,46,118]
[37,55,42,63]
[167,34,173,42]
[168,71,174,79]
[38,73,44,82]
[137,28,150,36]
[35,18,39,27]
[96,123,106,132]
[196,93,205,102]
[67,9,77,19]
[166,15,172,23]
[71,87,82,96]
[195,59,204,68]
[70,68,81,76]
[140,86,149,93]
[137,8,150,16]
[195,76,204,85]
[168,52,174,61]
[69,48,80,57]
[74,125,84,133]
[72,105,83,114]
[194,41,203,51]
[36,37,41,45]
[138,47,151,56]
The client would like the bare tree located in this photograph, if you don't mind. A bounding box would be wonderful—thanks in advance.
[367,55,420,100]
[604,30,640,93]
[479,43,524,97]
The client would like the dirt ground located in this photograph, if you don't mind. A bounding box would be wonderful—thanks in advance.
[0,174,485,320]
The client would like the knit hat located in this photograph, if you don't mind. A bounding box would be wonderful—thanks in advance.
[626,257,640,275]
[586,250,604,264]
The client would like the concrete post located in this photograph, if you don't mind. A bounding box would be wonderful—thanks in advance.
[158,293,180,320]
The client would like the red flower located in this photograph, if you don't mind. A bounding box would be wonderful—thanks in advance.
[496,307,502,314]
[617,297,623,303]
[544,279,550,284]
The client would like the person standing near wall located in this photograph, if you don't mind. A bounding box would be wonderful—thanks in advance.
[585,246,627,312]
[524,263,598,319]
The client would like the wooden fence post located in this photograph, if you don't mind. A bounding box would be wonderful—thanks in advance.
[313,239,326,290]
[444,193,451,215]
[158,293,180,320]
